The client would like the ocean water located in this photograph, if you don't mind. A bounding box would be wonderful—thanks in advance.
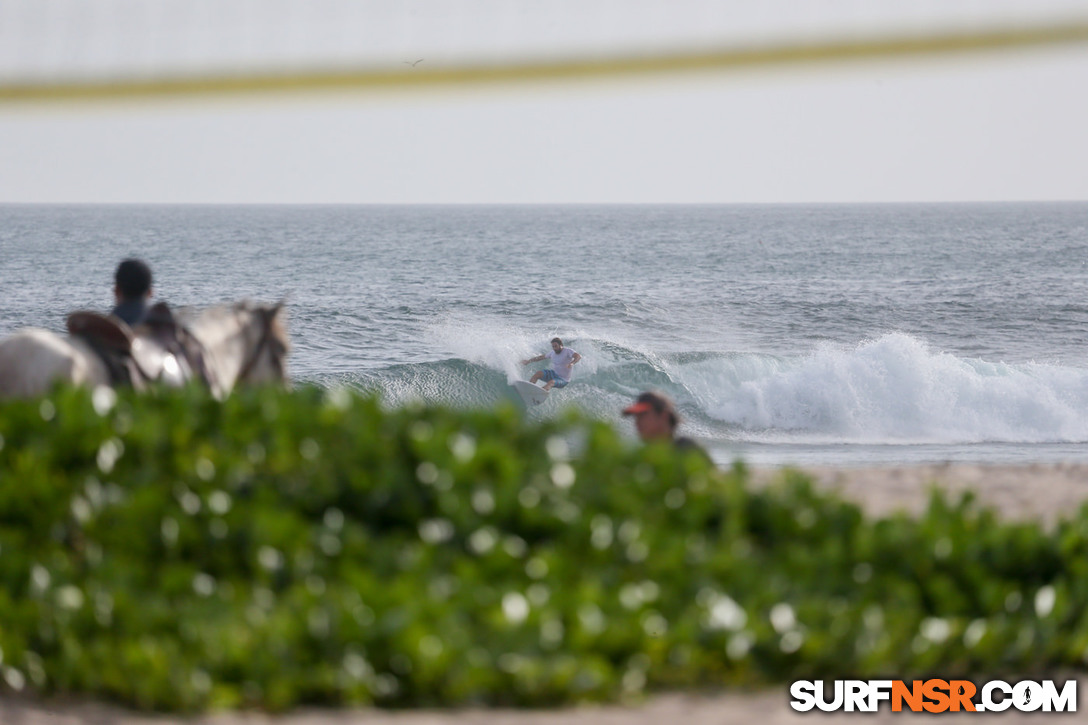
[2,202,1087,467]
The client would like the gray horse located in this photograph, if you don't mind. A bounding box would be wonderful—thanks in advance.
[0,300,289,399]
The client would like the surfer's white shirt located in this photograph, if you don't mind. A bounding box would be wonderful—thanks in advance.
[547,348,578,381]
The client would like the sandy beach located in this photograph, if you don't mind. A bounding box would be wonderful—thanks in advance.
[5,462,1087,724]
[753,461,1088,525]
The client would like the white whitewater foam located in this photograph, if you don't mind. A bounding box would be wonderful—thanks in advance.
[696,333,1088,444]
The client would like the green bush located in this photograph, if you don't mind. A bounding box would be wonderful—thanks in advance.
[0,385,1086,711]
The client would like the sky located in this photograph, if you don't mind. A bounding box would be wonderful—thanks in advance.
[1,2,1087,204]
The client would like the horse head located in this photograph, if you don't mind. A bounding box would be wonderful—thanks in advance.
[233,299,290,387]
[229,298,289,389]
[186,300,290,397]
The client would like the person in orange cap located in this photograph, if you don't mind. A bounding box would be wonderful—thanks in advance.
[622,390,709,458]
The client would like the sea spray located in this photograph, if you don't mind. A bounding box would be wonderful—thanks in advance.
[343,332,1088,446]
[702,334,1088,444]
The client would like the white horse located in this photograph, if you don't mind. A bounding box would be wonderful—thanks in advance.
[0,301,289,400]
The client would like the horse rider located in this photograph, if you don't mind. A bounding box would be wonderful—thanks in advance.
[111,258,154,327]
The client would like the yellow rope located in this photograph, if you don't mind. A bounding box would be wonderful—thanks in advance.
[3,22,1088,104]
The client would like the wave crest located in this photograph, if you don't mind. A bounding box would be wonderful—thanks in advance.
[327,332,1088,445]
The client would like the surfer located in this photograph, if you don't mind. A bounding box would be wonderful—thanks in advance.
[622,391,709,459]
[521,337,581,391]
[111,258,154,327]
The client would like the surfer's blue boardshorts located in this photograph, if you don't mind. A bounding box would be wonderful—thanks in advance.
[540,370,569,388]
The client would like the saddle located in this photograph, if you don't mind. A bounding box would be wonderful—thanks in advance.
[67,302,217,392]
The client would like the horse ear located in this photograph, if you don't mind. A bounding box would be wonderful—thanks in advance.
[272,298,287,317]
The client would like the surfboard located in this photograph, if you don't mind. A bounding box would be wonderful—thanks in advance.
[511,379,550,407]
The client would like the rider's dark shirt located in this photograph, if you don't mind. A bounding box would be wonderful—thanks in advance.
[111,298,148,327]
[675,436,712,461]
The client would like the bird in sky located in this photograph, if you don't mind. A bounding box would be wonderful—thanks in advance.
[403,59,424,67]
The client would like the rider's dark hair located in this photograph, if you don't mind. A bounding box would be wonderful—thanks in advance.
[115,259,152,300]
